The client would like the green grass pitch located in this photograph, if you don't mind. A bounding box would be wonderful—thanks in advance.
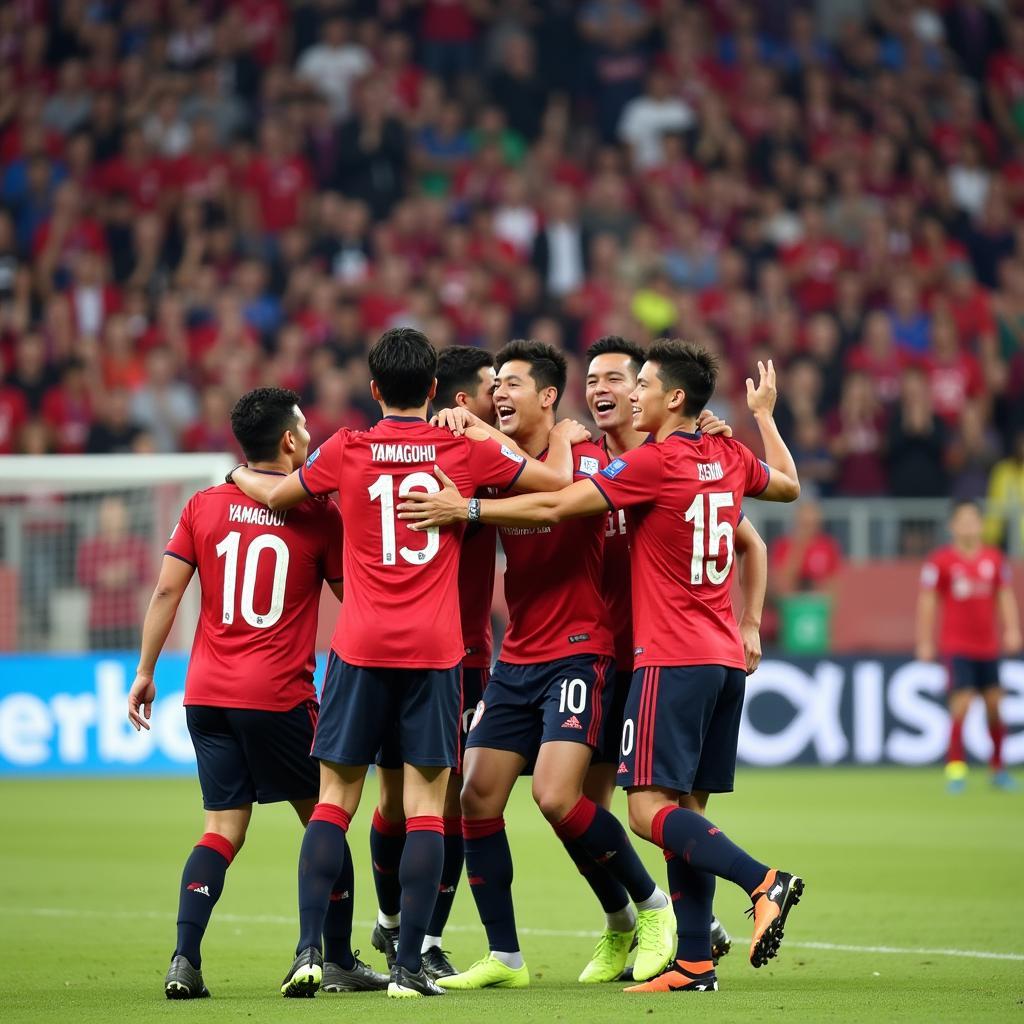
[1,768,1021,1023]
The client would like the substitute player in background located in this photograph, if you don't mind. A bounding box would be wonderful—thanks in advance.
[126,388,382,999]
[580,335,767,981]
[916,499,1021,793]
[400,346,803,993]
[369,346,502,979]
[229,329,583,998]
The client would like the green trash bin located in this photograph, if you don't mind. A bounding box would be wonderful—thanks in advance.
[779,592,832,655]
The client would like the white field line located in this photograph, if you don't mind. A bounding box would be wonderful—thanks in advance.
[4,906,1023,963]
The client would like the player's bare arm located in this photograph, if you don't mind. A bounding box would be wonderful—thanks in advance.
[915,586,938,662]
[745,359,801,502]
[128,554,194,731]
[229,465,309,511]
[399,467,607,530]
[736,517,767,675]
[997,584,1022,654]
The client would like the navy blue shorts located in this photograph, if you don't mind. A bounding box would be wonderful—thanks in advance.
[618,665,746,795]
[186,702,319,811]
[467,655,615,762]
[377,665,491,770]
[593,669,633,765]
[315,652,462,768]
[947,657,1001,693]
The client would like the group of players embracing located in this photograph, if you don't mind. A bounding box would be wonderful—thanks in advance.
[128,326,804,999]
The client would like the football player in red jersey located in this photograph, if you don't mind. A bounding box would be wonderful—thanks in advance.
[228,329,582,998]
[916,500,1022,793]
[126,388,375,999]
[369,346,503,980]
[578,335,768,981]
[400,344,803,992]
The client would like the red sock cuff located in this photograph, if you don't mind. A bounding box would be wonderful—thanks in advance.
[371,807,406,837]
[310,803,351,831]
[651,805,675,850]
[663,849,676,862]
[407,815,445,834]
[553,796,597,841]
[443,816,463,837]
[462,816,505,839]
[196,832,236,864]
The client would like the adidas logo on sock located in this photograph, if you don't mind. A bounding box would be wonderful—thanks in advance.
[187,883,211,897]
[562,715,583,729]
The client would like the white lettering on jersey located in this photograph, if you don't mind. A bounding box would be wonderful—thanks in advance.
[228,504,288,527]
[697,461,724,482]
[370,443,438,464]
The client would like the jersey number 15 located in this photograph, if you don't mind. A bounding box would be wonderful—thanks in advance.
[684,492,734,586]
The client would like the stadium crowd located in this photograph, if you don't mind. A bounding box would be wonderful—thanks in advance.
[3,0,1024,517]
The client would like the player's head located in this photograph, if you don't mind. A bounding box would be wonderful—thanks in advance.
[368,327,438,411]
[632,339,717,433]
[230,386,310,469]
[949,498,983,549]
[585,335,646,433]
[435,346,496,424]
[493,339,567,437]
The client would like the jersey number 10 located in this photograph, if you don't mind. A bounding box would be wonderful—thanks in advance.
[215,532,290,628]
[684,492,735,586]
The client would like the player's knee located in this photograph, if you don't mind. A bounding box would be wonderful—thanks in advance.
[459,775,491,819]
[628,806,652,842]
[531,780,577,824]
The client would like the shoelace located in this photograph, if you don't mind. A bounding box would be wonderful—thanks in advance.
[635,909,662,949]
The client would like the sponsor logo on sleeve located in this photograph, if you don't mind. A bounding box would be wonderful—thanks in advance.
[601,457,628,479]
[500,444,526,464]
[578,455,599,476]
[305,447,321,469]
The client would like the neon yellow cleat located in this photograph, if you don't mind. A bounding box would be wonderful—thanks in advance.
[435,954,529,990]
[945,760,968,781]
[631,904,675,981]
[578,928,636,983]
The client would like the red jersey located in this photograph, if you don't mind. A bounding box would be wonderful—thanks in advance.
[299,417,526,669]
[498,442,613,665]
[166,479,343,711]
[590,431,770,670]
[920,545,1009,659]
[460,518,497,668]
[76,534,150,629]
[0,386,28,454]
[598,435,634,672]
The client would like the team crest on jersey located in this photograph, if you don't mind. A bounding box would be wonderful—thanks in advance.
[578,455,600,476]
[500,445,526,463]
[306,447,321,468]
[602,457,628,479]
[979,559,995,580]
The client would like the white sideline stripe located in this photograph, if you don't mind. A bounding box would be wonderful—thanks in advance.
[5,907,1024,963]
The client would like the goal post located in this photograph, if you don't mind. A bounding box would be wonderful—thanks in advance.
[0,454,236,653]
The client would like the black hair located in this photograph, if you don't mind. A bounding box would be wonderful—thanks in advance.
[645,339,718,417]
[230,387,301,462]
[435,346,494,408]
[950,498,982,517]
[495,338,567,409]
[368,327,438,409]
[585,335,646,377]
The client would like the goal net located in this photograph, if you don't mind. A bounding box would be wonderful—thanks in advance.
[0,454,235,653]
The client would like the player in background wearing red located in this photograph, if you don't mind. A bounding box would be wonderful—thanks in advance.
[369,346,504,980]
[126,388,371,999]
[579,335,768,982]
[916,499,1022,793]
[228,329,583,999]
[400,345,803,993]
[417,340,677,992]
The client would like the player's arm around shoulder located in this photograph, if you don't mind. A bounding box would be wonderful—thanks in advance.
[745,359,801,502]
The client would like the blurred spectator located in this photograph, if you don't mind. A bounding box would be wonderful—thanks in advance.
[295,16,372,122]
[887,368,950,498]
[770,501,843,598]
[984,430,1024,548]
[84,388,146,454]
[827,372,887,497]
[618,69,694,170]
[76,496,150,650]
[129,347,198,452]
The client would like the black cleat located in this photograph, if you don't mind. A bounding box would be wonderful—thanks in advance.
[321,953,390,992]
[421,946,458,980]
[371,923,400,969]
[747,870,805,968]
[164,954,210,999]
[281,946,323,997]
[387,963,446,998]
[711,916,732,964]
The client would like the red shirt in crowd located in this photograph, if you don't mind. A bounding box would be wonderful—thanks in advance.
[770,533,842,590]
[0,387,28,454]
[244,155,313,233]
[77,533,150,630]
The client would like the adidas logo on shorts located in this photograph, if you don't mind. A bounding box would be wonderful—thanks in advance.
[561,715,583,730]
[617,762,628,774]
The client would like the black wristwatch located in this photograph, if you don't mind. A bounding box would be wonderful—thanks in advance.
[226,464,245,485]
[468,497,481,523]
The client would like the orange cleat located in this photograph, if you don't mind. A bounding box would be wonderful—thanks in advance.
[747,869,804,968]
[624,960,718,993]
